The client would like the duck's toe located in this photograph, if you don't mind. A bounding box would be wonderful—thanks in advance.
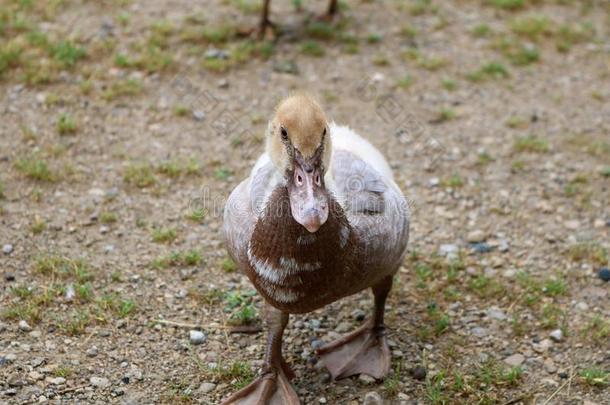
[317,323,391,380]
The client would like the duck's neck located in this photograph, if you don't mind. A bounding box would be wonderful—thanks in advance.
[249,186,355,278]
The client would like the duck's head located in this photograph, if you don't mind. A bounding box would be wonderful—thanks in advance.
[266,93,332,233]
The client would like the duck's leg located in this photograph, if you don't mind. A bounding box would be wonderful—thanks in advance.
[221,305,299,405]
[257,0,276,39]
[317,276,393,380]
[327,0,338,17]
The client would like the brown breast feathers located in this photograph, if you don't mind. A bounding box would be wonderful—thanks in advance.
[246,187,358,313]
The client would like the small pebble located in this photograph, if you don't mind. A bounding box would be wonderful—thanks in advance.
[411,365,427,380]
[18,320,32,332]
[470,242,493,253]
[504,353,525,367]
[597,268,610,282]
[363,391,383,405]
[467,229,486,243]
[198,382,216,393]
[549,329,563,342]
[2,244,13,254]
[90,376,110,388]
[4,273,15,282]
[189,330,206,345]
[193,110,206,121]
[358,374,376,384]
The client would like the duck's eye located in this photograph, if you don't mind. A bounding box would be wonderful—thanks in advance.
[281,127,288,141]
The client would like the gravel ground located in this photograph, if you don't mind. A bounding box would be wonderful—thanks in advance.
[1,0,609,404]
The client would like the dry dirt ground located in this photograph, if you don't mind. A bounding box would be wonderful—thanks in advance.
[1,0,609,404]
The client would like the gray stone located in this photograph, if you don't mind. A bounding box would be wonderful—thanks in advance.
[2,244,13,254]
[189,330,206,345]
[472,327,487,337]
[193,110,206,121]
[467,229,486,243]
[198,382,216,393]
[49,377,66,385]
[18,320,32,332]
[549,329,563,342]
[504,353,525,367]
[486,307,507,321]
[358,374,376,384]
[335,322,352,333]
[363,391,383,405]
[439,244,458,259]
[90,376,110,388]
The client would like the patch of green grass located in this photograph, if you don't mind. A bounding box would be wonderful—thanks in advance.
[472,23,492,37]
[205,361,255,390]
[543,276,567,296]
[400,25,418,40]
[14,155,56,182]
[583,315,610,343]
[34,255,94,283]
[231,0,262,13]
[221,257,237,273]
[151,227,177,244]
[414,263,433,289]
[510,16,552,40]
[300,40,325,57]
[99,211,118,224]
[50,40,86,67]
[468,274,505,298]
[102,78,143,101]
[540,303,564,330]
[436,108,456,122]
[556,22,595,52]
[441,78,457,91]
[508,44,540,66]
[396,74,414,89]
[214,167,232,181]
[366,33,383,43]
[152,250,201,269]
[30,218,46,234]
[124,162,157,188]
[505,116,528,129]
[57,113,77,135]
[305,21,336,40]
[417,55,448,71]
[156,158,201,178]
[579,368,608,387]
[487,0,524,11]
[201,25,235,44]
[186,207,206,222]
[513,135,549,153]
[467,61,509,82]
[408,0,437,16]
[383,363,402,397]
[372,53,389,66]
[566,242,608,266]
[476,152,494,166]
[54,365,74,378]
[63,309,91,335]
[97,293,137,319]
[0,41,23,77]
[442,174,464,188]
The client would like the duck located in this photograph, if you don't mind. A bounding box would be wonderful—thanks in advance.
[222,93,410,404]
[257,0,338,38]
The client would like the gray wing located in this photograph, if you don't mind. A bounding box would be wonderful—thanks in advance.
[224,179,256,265]
[224,159,281,264]
[332,150,410,274]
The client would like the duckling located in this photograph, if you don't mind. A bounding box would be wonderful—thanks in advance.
[258,0,339,38]
[222,93,410,404]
